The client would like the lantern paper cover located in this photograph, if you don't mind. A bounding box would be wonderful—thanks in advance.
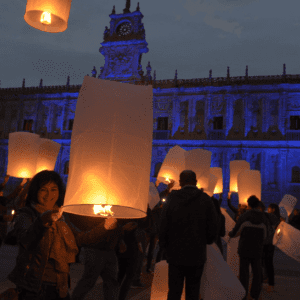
[24,0,72,33]
[185,149,211,181]
[62,76,153,218]
[150,243,245,299]
[273,221,300,263]
[206,173,218,196]
[237,169,261,205]
[210,167,223,194]
[197,175,209,190]
[279,194,298,216]
[36,138,61,173]
[7,132,41,178]
[279,206,288,222]
[149,182,160,210]
[157,145,186,185]
[229,160,250,193]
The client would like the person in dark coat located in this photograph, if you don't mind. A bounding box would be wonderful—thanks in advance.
[7,170,119,300]
[288,208,300,230]
[229,196,269,300]
[159,170,218,300]
[211,196,225,255]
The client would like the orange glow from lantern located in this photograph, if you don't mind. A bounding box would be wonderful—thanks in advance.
[162,198,166,202]
[210,167,223,194]
[229,160,250,193]
[93,205,114,217]
[40,11,51,24]
[24,0,72,33]
[277,228,281,235]
[12,210,15,215]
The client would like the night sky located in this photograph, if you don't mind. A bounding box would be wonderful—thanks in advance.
[1,0,299,88]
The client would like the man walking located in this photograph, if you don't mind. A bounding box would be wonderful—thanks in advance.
[159,170,218,300]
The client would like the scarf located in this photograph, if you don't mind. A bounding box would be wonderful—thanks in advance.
[32,203,78,298]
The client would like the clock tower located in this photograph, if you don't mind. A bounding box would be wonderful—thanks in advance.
[98,1,149,81]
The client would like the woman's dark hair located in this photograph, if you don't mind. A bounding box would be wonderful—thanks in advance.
[257,201,266,212]
[268,203,281,220]
[247,195,260,208]
[25,170,65,208]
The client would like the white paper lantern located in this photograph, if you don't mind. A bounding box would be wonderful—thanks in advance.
[273,221,300,263]
[149,182,160,210]
[210,167,223,194]
[35,138,61,173]
[205,173,218,197]
[279,194,298,217]
[24,0,72,33]
[62,76,153,218]
[185,149,211,186]
[229,160,250,193]
[196,175,209,190]
[157,145,186,185]
[7,132,41,178]
[237,169,261,205]
[279,206,288,222]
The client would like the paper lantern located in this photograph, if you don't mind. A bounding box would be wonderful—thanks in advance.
[24,0,72,33]
[196,175,209,190]
[62,76,153,219]
[185,149,211,186]
[237,169,261,205]
[279,206,288,222]
[210,167,223,194]
[157,145,186,185]
[205,173,218,197]
[7,132,41,178]
[35,138,61,173]
[229,160,250,193]
[149,182,160,210]
[273,221,300,263]
[279,194,298,217]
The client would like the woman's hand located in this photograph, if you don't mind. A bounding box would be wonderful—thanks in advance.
[227,192,232,199]
[40,209,60,227]
[119,239,127,253]
[138,242,143,253]
[104,217,117,230]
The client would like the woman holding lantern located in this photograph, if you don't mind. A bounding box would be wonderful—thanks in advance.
[7,170,119,300]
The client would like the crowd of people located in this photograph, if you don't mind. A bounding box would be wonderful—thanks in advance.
[0,170,299,300]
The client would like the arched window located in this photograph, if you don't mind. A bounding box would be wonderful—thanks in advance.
[292,166,300,183]
[153,162,162,178]
[64,161,69,175]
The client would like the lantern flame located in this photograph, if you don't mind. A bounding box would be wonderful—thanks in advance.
[162,198,166,202]
[165,177,170,183]
[41,12,51,24]
[277,228,281,235]
[12,210,15,215]
[93,205,114,217]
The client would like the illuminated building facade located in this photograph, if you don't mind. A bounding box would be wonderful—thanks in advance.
[1,1,300,208]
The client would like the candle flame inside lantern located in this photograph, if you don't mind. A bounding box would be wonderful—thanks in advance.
[12,210,15,215]
[165,177,170,183]
[277,228,281,234]
[41,12,51,24]
[93,205,114,217]
[162,198,166,202]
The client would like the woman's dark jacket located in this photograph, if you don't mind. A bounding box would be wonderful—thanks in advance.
[8,206,115,294]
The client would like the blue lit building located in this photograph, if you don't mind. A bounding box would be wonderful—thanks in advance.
[1,1,300,209]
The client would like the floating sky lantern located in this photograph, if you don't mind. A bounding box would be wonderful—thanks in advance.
[210,167,223,194]
[279,194,298,217]
[24,0,72,33]
[157,145,186,185]
[205,173,218,197]
[185,148,211,190]
[273,221,300,263]
[36,138,61,173]
[7,132,41,178]
[229,160,250,193]
[62,76,153,219]
[149,182,160,210]
[237,169,261,205]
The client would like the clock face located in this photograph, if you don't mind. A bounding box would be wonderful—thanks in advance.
[117,22,132,36]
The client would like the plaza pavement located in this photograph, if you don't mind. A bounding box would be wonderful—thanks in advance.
[0,241,299,299]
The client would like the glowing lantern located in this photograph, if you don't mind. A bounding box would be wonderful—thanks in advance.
[237,170,261,205]
[36,138,61,173]
[229,160,250,193]
[7,132,41,178]
[157,145,186,185]
[279,206,288,222]
[185,149,211,186]
[149,182,160,210]
[210,167,223,194]
[273,221,300,263]
[62,76,153,218]
[197,175,209,190]
[24,0,72,33]
[279,194,298,217]
[205,173,218,197]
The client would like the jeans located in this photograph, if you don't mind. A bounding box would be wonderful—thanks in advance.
[71,248,119,300]
[167,263,205,300]
[239,256,262,299]
[262,244,275,286]
[19,283,70,300]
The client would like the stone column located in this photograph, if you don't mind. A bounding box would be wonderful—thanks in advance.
[47,103,55,134]
[205,92,212,134]
[188,98,196,132]
[279,149,287,200]
[17,99,24,131]
[243,93,251,137]
[278,91,287,135]
[171,92,180,137]
[262,97,269,132]
[225,93,233,137]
